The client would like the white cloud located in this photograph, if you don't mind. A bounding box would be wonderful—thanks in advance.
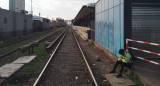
[0,0,98,20]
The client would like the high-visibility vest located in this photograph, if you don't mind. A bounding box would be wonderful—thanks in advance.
[119,51,131,63]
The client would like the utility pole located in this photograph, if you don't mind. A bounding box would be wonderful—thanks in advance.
[39,12,41,17]
[31,0,33,15]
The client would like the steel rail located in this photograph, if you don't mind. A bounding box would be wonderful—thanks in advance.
[72,30,98,86]
[46,29,66,50]
[33,29,68,86]
[0,28,64,59]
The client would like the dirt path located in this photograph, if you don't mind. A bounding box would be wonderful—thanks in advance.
[79,40,115,86]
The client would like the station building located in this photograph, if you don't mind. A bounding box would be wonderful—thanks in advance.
[73,3,95,41]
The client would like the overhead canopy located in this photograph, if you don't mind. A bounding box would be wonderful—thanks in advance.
[74,5,95,21]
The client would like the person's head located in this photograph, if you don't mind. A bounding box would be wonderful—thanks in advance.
[119,49,125,56]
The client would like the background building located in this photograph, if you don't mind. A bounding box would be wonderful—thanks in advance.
[0,8,32,39]
[9,0,25,12]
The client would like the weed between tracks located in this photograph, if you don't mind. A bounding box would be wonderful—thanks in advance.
[74,31,85,41]
[0,28,63,67]
[0,28,59,55]
[0,52,25,67]
[88,42,95,48]
[0,28,57,47]
[2,29,64,86]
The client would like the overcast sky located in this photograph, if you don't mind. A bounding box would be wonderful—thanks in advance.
[0,0,98,20]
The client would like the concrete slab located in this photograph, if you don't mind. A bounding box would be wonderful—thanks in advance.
[105,74,135,86]
[12,55,36,64]
[0,64,24,78]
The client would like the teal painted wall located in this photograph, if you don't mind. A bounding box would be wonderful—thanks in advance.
[95,0,124,57]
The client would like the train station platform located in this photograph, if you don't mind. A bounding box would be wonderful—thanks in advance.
[72,25,90,40]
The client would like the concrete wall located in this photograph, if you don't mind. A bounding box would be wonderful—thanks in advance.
[50,21,56,28]
[0,8,32,39]
[0,9,14,38]
[33,20,43,32]
[43,18,50,31]
[33,18,50,32]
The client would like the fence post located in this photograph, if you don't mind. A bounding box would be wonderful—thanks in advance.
[126,39,128,51]
[28,47,31,55]
[0,28,3,44]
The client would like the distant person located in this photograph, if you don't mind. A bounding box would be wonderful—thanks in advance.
[109,49,133,78]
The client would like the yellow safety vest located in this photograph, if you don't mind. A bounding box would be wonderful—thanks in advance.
[119,51,131,63]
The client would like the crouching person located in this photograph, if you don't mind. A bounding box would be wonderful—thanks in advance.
[109,49,133,78]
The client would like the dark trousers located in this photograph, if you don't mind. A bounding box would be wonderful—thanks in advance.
[113,61,132,74]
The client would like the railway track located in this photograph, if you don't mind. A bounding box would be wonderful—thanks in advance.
[0,27,63,48]
[0,28,65,58]
[0,27,68,86]
[33,27,98,86]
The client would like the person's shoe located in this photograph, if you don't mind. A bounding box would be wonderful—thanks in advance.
[116,73,122,78]
[109,70,116,73]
